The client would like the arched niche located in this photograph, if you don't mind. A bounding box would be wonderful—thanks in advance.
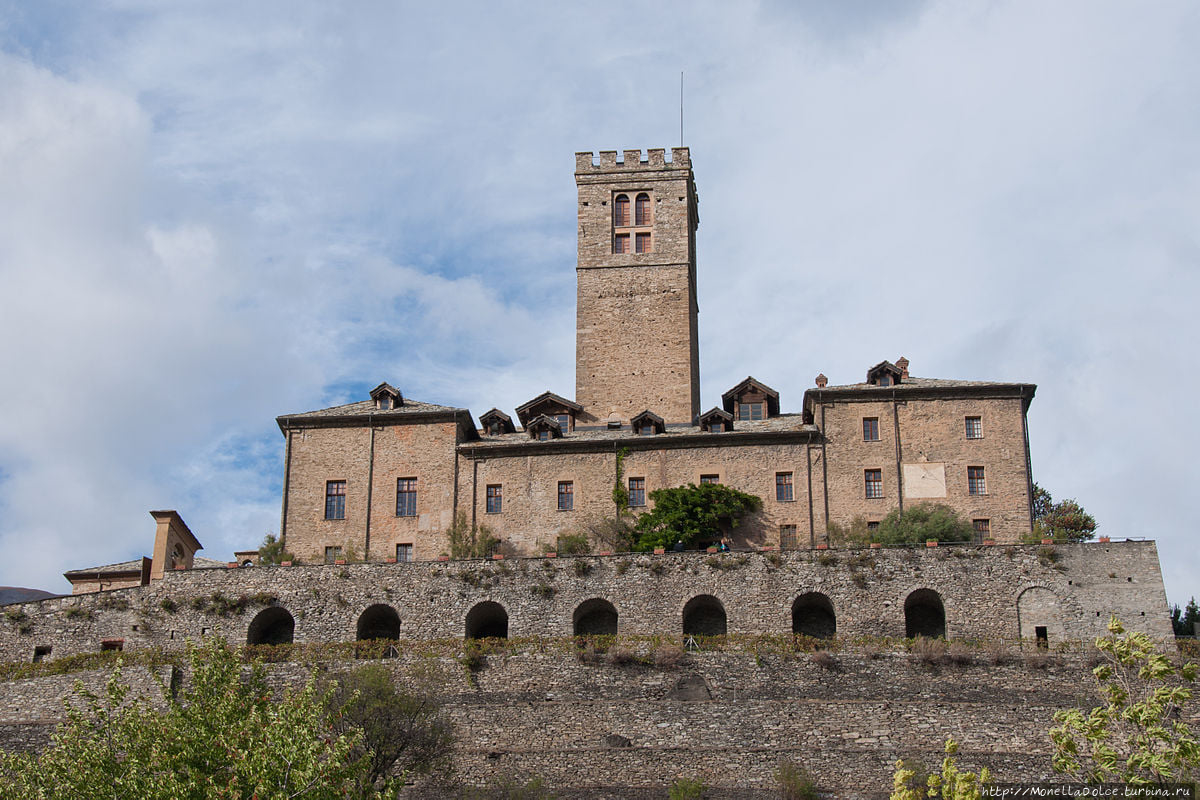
[465,601,508,640]
[905,588,946,639]
[247,606,295,646]
[792,592,836,639]
[682,594,727,636]
[356,603,401,641]
[573,598,618,636]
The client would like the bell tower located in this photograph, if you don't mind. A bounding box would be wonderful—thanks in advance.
[574,148,700,426]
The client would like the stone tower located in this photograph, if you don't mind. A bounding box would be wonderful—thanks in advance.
[574,148,700,426]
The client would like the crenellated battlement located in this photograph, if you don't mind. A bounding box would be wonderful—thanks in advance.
[575,147,690,173]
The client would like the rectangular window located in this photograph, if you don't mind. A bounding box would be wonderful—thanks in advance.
[32,645,51,663]
[709,422,725,432]
[635,232,651,253]
[396,478,417,517]
[325,480,346,520]
[699,474,719,485]
[968,466,986,495]
[972,519,990,542]
[867,521,880,531]
[614,233,630,253]
[635,194,650,225]
[865,469,883,499]
[555,413,570,431]
[628,477,645,507]
[324,545,343,564]
[558,480,574,511]
[863,417,879,441]
[779,524,797,550]
[965,416,983,439]
[396,543,413,562]
[100,640,124,652]
[739,402,764,421]
[776,472,794,502]
[537,429,551,441]
[486,484,502,514]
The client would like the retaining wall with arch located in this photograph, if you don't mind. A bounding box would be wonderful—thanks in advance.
[0,542,1173,664]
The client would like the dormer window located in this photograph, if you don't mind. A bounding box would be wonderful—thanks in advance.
[515,392,582,433]
[369,382,403,410]
[479,409,516,436]
[631,410,665,436]
[526,414,564,440]
[698,407,734,433]
[721,377,780,421]
[866,360,904,387]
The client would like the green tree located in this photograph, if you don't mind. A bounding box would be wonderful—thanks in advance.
[257,532,295,565]
[1049,617,1199,785]
[1172,597,1200,637]
[445,511,499,559]
[0,638,379,799]
[891,740,991,800]
[328,664,452,789]
[1031,482,1097,543]
[874,503,973,545]
[631,483,762,552]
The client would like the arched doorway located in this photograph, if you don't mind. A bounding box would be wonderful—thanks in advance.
[573,598,618,636]
[792,592,836,638]
[247,607,294,646]
[682,595,727,636]
[905,589,946,638]
[356,604,401,641]
[465,601,508,639]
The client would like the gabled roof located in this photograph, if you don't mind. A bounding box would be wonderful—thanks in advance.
[525,414,564,439]
[514,391,583,427]
[369,382,403,403]
[479,408,516,434]
[631,409,665,434]
[721,377,780,417]
[698,407,734,430]
[64,558,149,579]
[866,361,903,385]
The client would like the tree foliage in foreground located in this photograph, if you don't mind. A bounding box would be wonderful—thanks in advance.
[632,483,762,551]
[1171,597,1199,638]
[1030,482,1098,543]
[1050,617,1199,785]
[0,639,389,799]
[874,503,973,545]
[257,532,295,565]
[891,739,991,800]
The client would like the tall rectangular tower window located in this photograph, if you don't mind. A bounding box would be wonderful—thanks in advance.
[965,416,983,439]
[865,469,883,499]
[863,417,880,441]
[628,477,646,507]
[776,472,794,502]
[396,478,417,517]
[635,232,651,253]
[558,481,574,511]
[486,484,502,514]
[968,466,986,495]
[325,480,346,520]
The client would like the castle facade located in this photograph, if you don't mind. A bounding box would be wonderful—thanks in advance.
[277,148,1037,565]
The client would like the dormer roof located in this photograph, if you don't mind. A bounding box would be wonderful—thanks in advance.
[721,377,780,417]
[526,414,564,439]
[630,409,665,435]
[369,382,403,404]
[479,408,516,435]
[515,391,583,427]
[866,361,903,386]
[698,407,734,431]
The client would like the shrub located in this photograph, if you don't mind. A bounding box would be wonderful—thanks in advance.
[445,511,499,559]
[159,598,178,613]
[910,636,948,667]
[811,650,839,671]
[530,582,555,599]
[668,776,706,800]
[556,532,591,555]
[875,503,972,545]
[816,551,837,567]
[632,483,762,552]
[607,646,636,666]
[827,515,872,548]
[776,759,819,800]
[766,552,783,567]
[653,645,686,669]
[572,560,592,577]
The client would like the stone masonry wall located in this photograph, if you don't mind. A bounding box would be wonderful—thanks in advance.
[0,543,1171,665]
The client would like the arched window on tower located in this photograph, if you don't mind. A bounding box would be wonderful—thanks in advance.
[635,193,650,225]
[614,194,630,226]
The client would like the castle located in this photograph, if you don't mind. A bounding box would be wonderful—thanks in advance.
[0,149,1179,797]
[275,147,1038,566]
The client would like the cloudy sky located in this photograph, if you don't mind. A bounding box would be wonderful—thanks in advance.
[0,1,1196,606]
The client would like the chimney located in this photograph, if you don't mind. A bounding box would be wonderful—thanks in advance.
[896,357,910,380]
[815,373,828,388]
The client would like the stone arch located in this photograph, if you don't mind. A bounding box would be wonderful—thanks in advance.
[792,592,836,638]
[247,606,294,646]
[465,601,508,640]
[905,588,946,639]
[356,603,401,642]
[573,598,618,636]
[682,594,727,636]
[1016,585,1065,645]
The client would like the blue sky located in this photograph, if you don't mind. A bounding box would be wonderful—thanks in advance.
[0,1,1197,608]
